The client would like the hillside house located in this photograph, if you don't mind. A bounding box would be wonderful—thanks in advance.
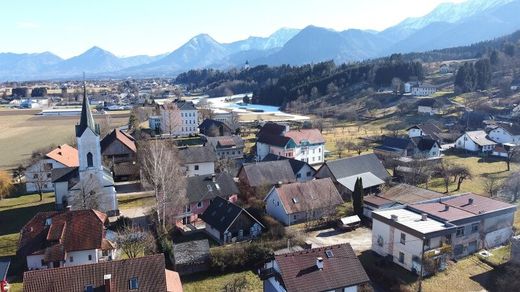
[261,244,369,292]
[488,123,520,145]
[411,83,437,96]
[455,131,496,153]
[264,178,343,226]
[256,122,325,165]
[26,144,79,193]
[417,98,440,115]
[18,210,116,270]
[200,196,264,244]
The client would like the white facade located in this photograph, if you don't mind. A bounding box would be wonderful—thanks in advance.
[295,164,316,182]
[293,144,324,165]
[411,86,437,96]
[185,161,215,177]
[26,158,66,193]
[265,189,290,225]
[455,133,496,153]
[26,248,115,270]
[418,106,440,115]
[160,104,199,136]
[488,127,520,145]
[408,128,424,138]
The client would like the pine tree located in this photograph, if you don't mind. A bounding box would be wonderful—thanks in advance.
[475,58,491,90]
[352,177,365,217]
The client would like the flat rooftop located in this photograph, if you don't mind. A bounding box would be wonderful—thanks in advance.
[373,208,450,234]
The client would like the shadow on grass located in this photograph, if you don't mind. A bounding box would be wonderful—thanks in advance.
[0,201,54,236]
[469,263,504,291]
[358,250,418,287]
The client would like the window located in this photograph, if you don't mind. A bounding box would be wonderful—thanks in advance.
[400,233,406,245]
[306,171,312,177]
[33,174,38,179]
[471,223,479,233]
[197,201,203,208]
[87,152,93,168]
[194,165,199,170]
[296,173,302,178]
[69,256,74,262]
[85,285,94,292]
[456,227,465,237]
[424,238,430,248]
[377,235,384,247]
[41,259,45,266]
[398,252,404,263]
[185,205,191,213]
[129,277,139,290]
[88,255,92,261]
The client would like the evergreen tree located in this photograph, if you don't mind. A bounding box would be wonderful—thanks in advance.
[352,177,365,217]
[490,50,499,65]
[475,58,491,90]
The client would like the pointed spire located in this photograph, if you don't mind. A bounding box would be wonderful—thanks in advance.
[76,74,99,137]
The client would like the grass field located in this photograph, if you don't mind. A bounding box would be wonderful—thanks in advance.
[0,109,128,170]
[118,193,155,210]
[182,270,262,292]
[0,192,55,292]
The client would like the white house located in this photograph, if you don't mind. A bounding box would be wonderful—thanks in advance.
[25,144,79,193]
[411,84,437,96]
[488,123,520,145]
[371,208,455,275]
[256,122,325,165]
[19,209,116,270]
[179,146,217,177]
[148,115,161,132]
[264,178,343,226]
[455,131,497,153]
[160,100,199,136]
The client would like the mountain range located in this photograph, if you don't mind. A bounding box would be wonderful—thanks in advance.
[2,0,520,81]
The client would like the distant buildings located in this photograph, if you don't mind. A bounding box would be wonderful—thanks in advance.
[160,100,199,136]
[411,83,437,96]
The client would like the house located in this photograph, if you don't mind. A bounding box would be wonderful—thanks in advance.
[411,83,437,96]
[372,207,456,275]
[25,144,79,193]
[363,184,445,218]
[172,240,210,275]
[100,129,139,181]
[256,122,325,165]
[439,64,450,74]
[211,109,239,130]
[200,196,264,244]
[488,123,520,145]
[237,160,297,193]
[261,244,370,292]
[51,167,79,209]
[417,98,440,115]
[205,135,245,160]
[199,119,233,137]
[262,153,316,182]
[407,123,443,143]
[18,209,116,270]
[149,115,161,132]
[455,131,497,153]
[177,173,239,229]
[411,193,516,258]
[179,146,217,177]
[315,153,390,199]
[160,100,199,136]
[264,178,343,226]
[22,254,183,292]
[374,137,415,158]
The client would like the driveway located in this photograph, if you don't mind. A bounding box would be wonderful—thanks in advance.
[303,227,372,253]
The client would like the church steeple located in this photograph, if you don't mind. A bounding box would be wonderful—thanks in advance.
[76,79,99,137]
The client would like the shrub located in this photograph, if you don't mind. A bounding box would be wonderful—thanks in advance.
[210,242,272,273]
[262,215,286,240]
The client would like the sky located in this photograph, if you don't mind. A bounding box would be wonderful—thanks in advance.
[1,0,466,58]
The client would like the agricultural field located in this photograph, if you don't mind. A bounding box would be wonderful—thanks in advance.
[0,109,128,170]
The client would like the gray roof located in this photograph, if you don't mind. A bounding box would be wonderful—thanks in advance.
[200,196,263,233]
[172,240,210,265]
[206,135,245,149]
[186,172,239,204]
[75,85,99,137]
[179,146,218,164]
[323,153,390,181]
[240,160,297,187]
[464,131,496,146]
[337,172,385,192]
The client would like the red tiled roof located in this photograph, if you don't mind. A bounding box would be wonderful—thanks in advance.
[100,129,137,154]
[45,144,79,167]
[274,178,343,215]
[18,210,111,260]
[23,254,182,292]
[274,244,369,292]
[443,193,516,215]
[284,129,325,145]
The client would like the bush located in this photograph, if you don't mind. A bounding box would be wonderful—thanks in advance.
[210,242,272,273]
[110,216,132,231]
[262,215,286,240]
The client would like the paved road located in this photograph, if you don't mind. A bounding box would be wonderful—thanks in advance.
[303,227,372,253]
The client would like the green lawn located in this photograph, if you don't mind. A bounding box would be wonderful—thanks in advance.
[0,192,54,292]
[117,194,155,210]
[182,270,262,292]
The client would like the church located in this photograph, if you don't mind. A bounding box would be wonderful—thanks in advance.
[52,84,119,216]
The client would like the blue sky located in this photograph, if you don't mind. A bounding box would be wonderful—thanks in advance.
[1,0,465,58]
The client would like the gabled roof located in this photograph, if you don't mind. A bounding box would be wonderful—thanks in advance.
[258,122,286,137]
[256,122,291,147]
[322,154,390,181]
[494,123,520,136]
[186,173,239,204]
[337,172,385,192]
[239,160,297,187]
[199,119,232,133]
[407,123,442,137]
[380,137,413,151]
[413,137,439,151]
[199,196,263,233]
[45,144,79,167]
[206,135,244,149]
[175,100,197,111]
[274,244,369,292]
[417,98,436,107]
[179,146,217,164]
[377,184,444,204]
[464,131,496,146]
[75,88,99,137]
[51,167,78,184]
[262,153,310,174]
[272,178,343,215]
[23,254,182,292]
[100,129,137,153]
[18,210,110,259]
[284,129,325,145]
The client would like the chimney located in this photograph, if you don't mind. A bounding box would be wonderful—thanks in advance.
[276,181,283,188]
[421,213,428,221]
[211,174,216,182]
[104,274,112,292]
[316,257,324,270]
[444,205,450,211]
[468,198,474,205]
[391,214,398,222]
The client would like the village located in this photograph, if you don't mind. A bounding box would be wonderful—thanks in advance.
[1,62,520,292]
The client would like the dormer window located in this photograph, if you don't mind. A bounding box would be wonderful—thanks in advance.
[129,277,139,290]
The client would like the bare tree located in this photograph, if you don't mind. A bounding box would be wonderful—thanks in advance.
[227,112,241,134]
[0,170,13,200]
[216,157,235,174]
[70,174,103,210]
[197,98,213,121]
[434,160,453,193]
[31,163,51,201]
[483,175,500,198]
[139,139,188,230]
[506,146,520,171]
[98,114,113,138]
[335,139,346,158]
[501,171,520,202]
[450,165,472,191]
[115,225,156,259]
[162,103,182,135]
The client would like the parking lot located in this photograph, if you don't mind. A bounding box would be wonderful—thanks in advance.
[303,227,373,253]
